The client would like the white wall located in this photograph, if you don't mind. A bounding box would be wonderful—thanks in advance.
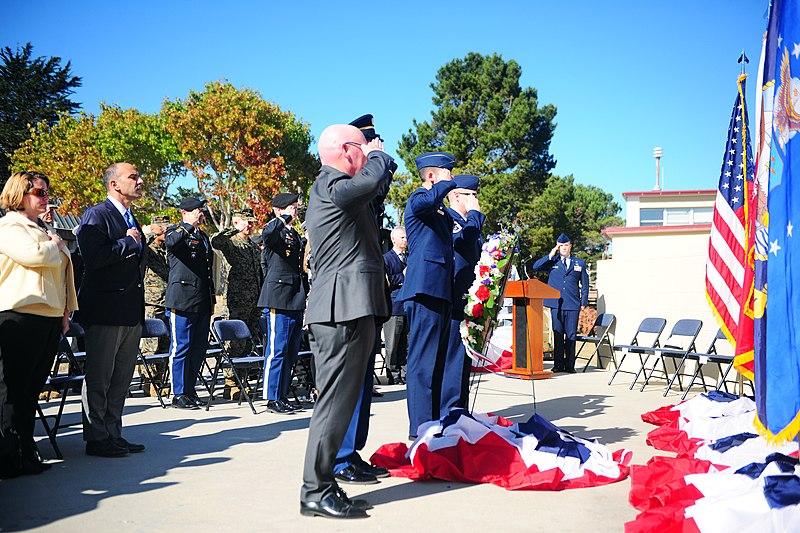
[596,228,721,353]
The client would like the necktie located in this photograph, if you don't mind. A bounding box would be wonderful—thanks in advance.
[124,211,142,253]
[562,257,568,269]
[399,252,407,266]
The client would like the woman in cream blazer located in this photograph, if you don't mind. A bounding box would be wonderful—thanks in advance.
[0,171,78,477]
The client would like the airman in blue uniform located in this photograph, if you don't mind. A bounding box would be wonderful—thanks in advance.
[397,151,457,437]
[442,175,485,412]
[532,233,589,373]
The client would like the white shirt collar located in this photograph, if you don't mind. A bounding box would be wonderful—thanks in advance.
[107,196,129,218]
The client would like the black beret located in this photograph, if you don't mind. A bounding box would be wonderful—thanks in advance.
[179,197,206,211]
[272,193,299,209]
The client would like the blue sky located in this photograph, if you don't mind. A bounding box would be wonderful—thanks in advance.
[2,1,769,212]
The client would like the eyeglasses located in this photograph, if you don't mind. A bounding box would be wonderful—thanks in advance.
[459,192,478,197]
[344,141,364,149]
[29,188,50,198]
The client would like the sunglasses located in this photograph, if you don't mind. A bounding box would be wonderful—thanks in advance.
[29,188,51,198]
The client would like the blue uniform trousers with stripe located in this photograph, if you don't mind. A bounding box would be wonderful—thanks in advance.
[168,309,211,396]
[262,309,303,401]
[404,295,451,437]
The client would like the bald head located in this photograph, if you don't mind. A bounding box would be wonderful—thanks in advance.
[318,124,368,176]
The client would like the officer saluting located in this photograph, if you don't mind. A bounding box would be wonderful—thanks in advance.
[397,151,457,439]
[258,192,308,415]
[532,233,589,373]
[442,174,485,411]
[165,197,215,409]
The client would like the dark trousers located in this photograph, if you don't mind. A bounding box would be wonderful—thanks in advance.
[383,314,408,372]
[81,323,141,442]
[301,316,375,503]
[262,309,303,401]
[551,307,579,371]
[0,312,61,445]
[167,310,210,396]
[334,329,381,473]
[442,317,471,413]
[404,295,451,437]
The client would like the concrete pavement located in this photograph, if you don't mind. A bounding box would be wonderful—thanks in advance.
[0,361,692,532]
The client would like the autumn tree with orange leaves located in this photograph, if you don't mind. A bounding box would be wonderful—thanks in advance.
[11,103,181,215]
[162,81,318,230]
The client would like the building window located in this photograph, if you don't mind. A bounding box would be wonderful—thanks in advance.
[640,207,713,227]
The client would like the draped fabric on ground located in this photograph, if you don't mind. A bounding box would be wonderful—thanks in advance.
[470,325,513,373]
[626,391,800,532]
[371,409,631,491]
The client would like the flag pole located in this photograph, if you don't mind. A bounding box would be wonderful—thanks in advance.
[737,50,749,397]
[738,50,749,75]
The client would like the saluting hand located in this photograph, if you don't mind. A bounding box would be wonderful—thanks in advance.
[362,138,384,156]
[463,194,481,213]
[550,244,560,258]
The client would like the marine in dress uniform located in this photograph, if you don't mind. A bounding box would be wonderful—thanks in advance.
[332,115,393,485]
[258,193,308,415]
[165,197,215,409]
[442,175,485,412]
[532,233,589,373]
[397,151,457,438]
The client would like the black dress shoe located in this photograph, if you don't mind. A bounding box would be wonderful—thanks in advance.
[267,400,295,415]
[334,486,372,510]
[86,438,128,457]
[300,492,368,519]
[334,464,379,485]
[172,394,200,410]
[279,398,304,412]
[353,456,389,478]
[565,368,577,374]
[552,367,565,373]
[371,388,383,398]
[112,437,145,453]
[188,394,205,407]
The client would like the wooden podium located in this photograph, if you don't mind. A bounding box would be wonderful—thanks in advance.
[503,279,560,380]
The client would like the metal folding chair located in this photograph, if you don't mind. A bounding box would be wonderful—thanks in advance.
[36,324,85,459]
[575,313,616,372]
[137,318,172,408]
[609,317,667,386]
[207,319,265,414]
[638,319,703,394]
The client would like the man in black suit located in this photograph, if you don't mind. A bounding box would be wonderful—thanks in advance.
[258,192,307,415]
[300,124,394,519]
[77,162,148,457]
[383,226,408,385]
[165,197,215,409]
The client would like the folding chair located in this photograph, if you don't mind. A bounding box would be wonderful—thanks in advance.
[575,313,616,372]
[682,328,754,398]
[207,319,265,414]
[37,331,85,459]
[137,318,172,408]
[637,319,703,395]
[609,317,667,386]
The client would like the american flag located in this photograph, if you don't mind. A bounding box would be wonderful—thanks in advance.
[705,75,755,350]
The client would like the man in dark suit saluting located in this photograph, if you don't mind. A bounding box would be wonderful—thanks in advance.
[77,162,148,457]
[299,124,393,519]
